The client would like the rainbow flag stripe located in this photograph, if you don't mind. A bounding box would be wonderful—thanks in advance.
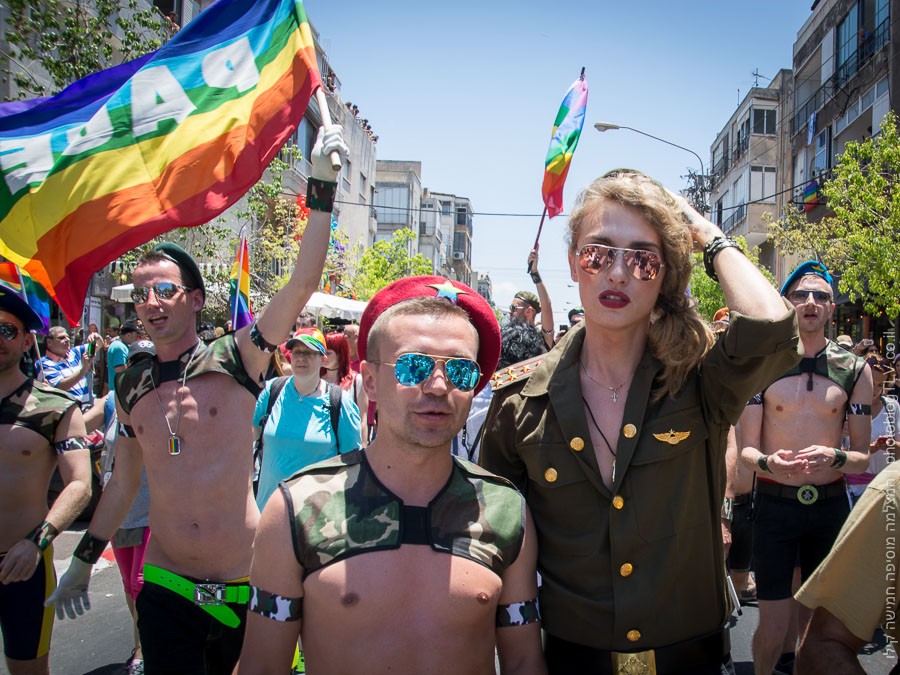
[542,73,589,218]
[0,0,321,324]
[229,235,253,330]
[803,181,819,212]
[0,261,51,332]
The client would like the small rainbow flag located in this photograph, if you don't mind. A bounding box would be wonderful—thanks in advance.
[228,235,253,331]
[541,70,589,218]
[803,181,819,212]
[0,261,51,333]
[0,0,322,325]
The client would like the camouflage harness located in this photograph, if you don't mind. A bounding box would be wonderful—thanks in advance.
[0,378,78,445]
[281,449,526,579]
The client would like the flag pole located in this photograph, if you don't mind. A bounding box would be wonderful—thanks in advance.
[527,208,548,273]
[232,226,247,331]
[314,88,341,172]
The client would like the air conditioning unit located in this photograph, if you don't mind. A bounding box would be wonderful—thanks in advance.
[452,252,465,260]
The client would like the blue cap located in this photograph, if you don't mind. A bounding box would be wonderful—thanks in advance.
[780,260,833,296]
[0,285,43,332]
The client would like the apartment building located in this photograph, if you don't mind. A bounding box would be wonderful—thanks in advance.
[419,190,474,286]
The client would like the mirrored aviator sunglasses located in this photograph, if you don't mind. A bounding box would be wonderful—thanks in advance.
[130,282,191,304]
[578,244,664,281]
[0,322,21,340]
[391,352,481,392]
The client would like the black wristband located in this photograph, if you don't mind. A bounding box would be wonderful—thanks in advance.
[26,520,59,551]
[73,532,108,565]
[703,236,741,282]
[307,178,336,212]
[831,448,847,469]
[530,272,542,284]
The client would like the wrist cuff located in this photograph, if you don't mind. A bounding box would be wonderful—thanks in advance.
[307,178,336,212]
[703,236,742,282]
[530,272,542,284]
[73,532,108,565]
[26,520,59,551]
[757,454,772,473]
[831,448,847,469]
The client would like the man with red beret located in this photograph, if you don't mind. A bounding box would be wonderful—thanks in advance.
[239,276,546,674]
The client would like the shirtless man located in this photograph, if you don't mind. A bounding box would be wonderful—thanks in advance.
[740,260,872,675]
[49,124,349,673]
[238,277,545,675]
[0,287,92,675]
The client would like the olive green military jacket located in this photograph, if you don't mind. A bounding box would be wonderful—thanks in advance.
[480,307,800,651]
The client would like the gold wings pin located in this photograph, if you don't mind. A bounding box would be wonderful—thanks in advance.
[653,429,691,445]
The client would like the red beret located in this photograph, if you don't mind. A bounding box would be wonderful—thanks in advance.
[359,276,500,394]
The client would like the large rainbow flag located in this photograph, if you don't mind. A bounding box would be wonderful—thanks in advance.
[0,0,322,324]
[0,261,51,333]
[541,71,589,218]
[228,235,253,331]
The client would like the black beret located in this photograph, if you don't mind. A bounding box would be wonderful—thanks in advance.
[152,242,205,301]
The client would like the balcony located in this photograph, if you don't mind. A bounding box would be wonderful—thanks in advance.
[792,17,890,137]
[722,203,747,234]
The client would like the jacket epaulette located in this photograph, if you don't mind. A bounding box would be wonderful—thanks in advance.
[490,354,546,391]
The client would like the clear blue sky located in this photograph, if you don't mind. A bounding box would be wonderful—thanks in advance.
[304,1,813,321]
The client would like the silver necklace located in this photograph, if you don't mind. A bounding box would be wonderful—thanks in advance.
[579,359,627,403]
[151,343,201,456]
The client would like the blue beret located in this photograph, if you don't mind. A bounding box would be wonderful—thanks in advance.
[780,260,833,296]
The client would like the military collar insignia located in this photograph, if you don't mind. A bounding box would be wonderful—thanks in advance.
[491,355,546,391]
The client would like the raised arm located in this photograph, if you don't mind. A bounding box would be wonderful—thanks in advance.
[236,124,349,380]
[672,193,787,321]
[527,248,554,349]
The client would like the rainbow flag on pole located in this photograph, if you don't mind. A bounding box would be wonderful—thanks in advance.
[802,181,819,212]
[229,235,253,331]
[541,70,589,218]
[0,262,51,333]
[0,0,322,325]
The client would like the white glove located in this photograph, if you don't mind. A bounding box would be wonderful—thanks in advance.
[45,557,93,619]
[310,123,349,183]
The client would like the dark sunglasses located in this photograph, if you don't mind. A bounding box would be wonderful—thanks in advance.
[0,322,21,341]
[130,282,193,304]
[787,289,832,305]
[372,352,481,392]
[509,303,528,313]
[577,244,664,281]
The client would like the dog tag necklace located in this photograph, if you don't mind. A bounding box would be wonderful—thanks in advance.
[152,343,200,456]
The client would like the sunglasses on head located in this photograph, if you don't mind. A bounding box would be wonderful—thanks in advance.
[577,244,664,281]
[787,289,832,304]
[0,322,22,341]
[373,352,481,392]
[130,282,193,304]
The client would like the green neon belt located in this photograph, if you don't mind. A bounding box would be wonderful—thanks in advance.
[143,564,250,628]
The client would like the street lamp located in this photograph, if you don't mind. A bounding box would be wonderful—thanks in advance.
[593,121,708,211]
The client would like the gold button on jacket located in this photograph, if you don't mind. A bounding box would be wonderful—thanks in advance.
[569,437,585,452]
[543,467,558,483]
[619,562,634,577]
[626,629,642,642]
[612,495,624,510]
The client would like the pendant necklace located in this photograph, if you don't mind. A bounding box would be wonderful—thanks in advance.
[579,359,627,403]
[582,395,618,483]
[152,343,201,456]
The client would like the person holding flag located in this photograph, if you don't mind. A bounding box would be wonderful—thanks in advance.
[48,124,349,673]
[480,169,801,673]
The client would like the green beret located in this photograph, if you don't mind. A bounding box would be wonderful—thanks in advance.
[152,242,205,301]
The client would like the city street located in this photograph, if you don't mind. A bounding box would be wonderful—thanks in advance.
[1,524,895,674]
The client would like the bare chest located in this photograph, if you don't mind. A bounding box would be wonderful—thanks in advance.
[762,376,847,447]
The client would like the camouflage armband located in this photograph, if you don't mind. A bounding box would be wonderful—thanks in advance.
[248,586,302,622]
[53,436,88,455]
[249,322,278,354]
[118,422,136,438]
[26,520,59,551]
[848,403,871,415]
[496,598,540,627]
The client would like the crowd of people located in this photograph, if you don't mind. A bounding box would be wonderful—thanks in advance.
[1,124,898,675]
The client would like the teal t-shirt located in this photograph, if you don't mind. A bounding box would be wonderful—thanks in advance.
[253,377,361,509]
[106,339,129,392]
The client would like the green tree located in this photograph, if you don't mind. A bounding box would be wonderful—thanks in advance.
[769,111,900,319]
[351,228,433,300]
[3,0,169,99]
[689,236,775,321]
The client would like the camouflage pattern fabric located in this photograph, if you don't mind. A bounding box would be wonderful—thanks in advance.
[116,334,261,415]
[249,586,302,622]
[0,378,78,445]
[281,449,526,579]
[758,339,867,402]
[496,598,541,627]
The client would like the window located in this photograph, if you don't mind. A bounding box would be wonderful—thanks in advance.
[341,158,352,194]
[836,4,859,80]
[814,129,831,175]
[750,166,777,203]
[440,201,451,216]
[752,108,776,135]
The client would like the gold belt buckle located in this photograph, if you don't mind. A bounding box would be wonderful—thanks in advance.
[611,649,656,675]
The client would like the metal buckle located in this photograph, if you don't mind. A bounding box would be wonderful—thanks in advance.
[194,583,227,606]
[611,649,656,675]
[797,485,819,505]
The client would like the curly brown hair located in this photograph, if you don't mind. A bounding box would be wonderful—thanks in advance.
[566,169,714,400]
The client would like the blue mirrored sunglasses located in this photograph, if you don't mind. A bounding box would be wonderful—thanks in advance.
[375,352,481,392]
